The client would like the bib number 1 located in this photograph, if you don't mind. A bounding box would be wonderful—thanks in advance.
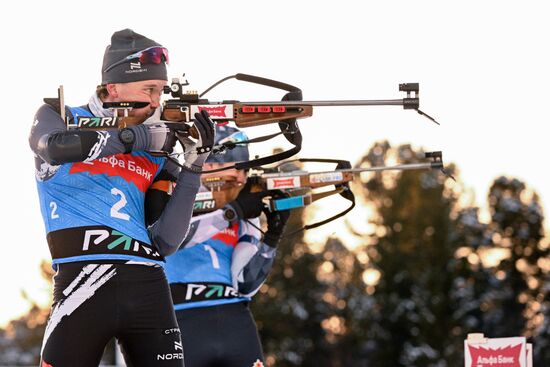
[204,245,220,269]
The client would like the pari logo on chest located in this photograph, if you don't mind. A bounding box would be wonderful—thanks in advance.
[70,153,159,192]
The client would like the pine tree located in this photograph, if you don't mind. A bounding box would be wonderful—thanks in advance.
[480,177,549,364]
[352,141,467,366]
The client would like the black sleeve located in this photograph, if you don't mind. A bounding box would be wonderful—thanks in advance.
[145,169,178,226]
[148,169,201,257]
[29,104,151,165]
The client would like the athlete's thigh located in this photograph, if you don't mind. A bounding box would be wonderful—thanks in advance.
[41,314,113,367]
[176,302,264,367]
[176,308,218,367]
[41,263,117,367]
[219,303,265,366]
[118,265,184,367]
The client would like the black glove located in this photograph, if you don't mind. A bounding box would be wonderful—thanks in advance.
[225,180,269,220]
[177,110,215,172]
[263,207,290,247]
[262,190,291,247]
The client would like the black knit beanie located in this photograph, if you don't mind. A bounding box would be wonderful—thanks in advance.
[101,29,168,84]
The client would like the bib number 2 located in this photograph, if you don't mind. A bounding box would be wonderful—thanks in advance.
[111,188,130,221]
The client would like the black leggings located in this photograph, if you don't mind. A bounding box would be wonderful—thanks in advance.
[41,262,184,367]
[176,302,264,367]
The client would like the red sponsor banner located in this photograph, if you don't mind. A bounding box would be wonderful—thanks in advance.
[70,154,158,192]
[267,177,299,189]
[467,344,522,367]
[212,222,239,247]
[198,105,228,118]
[464,335,527,367]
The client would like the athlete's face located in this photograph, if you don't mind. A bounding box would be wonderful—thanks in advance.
[105,80,166,123]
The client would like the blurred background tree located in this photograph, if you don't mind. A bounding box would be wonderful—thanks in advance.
[349,142,468,366]
[0,261,51,365]
[0,261,117,365]
[253,141,548,366]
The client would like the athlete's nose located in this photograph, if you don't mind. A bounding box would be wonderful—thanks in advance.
[150,95,160,109]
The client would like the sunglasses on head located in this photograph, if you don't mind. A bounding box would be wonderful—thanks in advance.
[103,46,169,73]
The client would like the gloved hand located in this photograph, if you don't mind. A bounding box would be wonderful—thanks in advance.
[177,110,215,172]
[263,202,290,247]
[140,122,176,152]
[225,180,269,220]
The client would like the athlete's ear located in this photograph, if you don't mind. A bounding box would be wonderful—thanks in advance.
[106,83,118,98]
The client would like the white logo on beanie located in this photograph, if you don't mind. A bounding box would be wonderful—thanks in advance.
[126,62,148,75]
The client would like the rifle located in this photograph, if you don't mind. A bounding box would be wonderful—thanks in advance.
[63,73,436,128]
[51,73,439,171]
[193,151,447,232]
[159,73,439,128]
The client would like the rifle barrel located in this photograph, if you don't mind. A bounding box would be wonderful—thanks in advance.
[347,162,440,173]
[261,162,442,179]
[240,99,407,107]
[316,162,439,175]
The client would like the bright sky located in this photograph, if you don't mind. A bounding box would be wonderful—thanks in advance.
[1,0,549,327]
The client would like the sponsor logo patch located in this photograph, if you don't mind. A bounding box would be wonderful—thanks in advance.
[467,344,522,367]
[309,172,343,184]
[212,222,239,246]
[70,154,158,192]
[197,105,228,117]
[77,116,119,129]
[194,200,217,212]
[266,176,300,190]
[82,229,161,258]
[157,341,184,361]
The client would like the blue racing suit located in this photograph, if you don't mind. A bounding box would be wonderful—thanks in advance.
[29,96,200,367]
[163,208,278,366]
[165,210,276,310]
